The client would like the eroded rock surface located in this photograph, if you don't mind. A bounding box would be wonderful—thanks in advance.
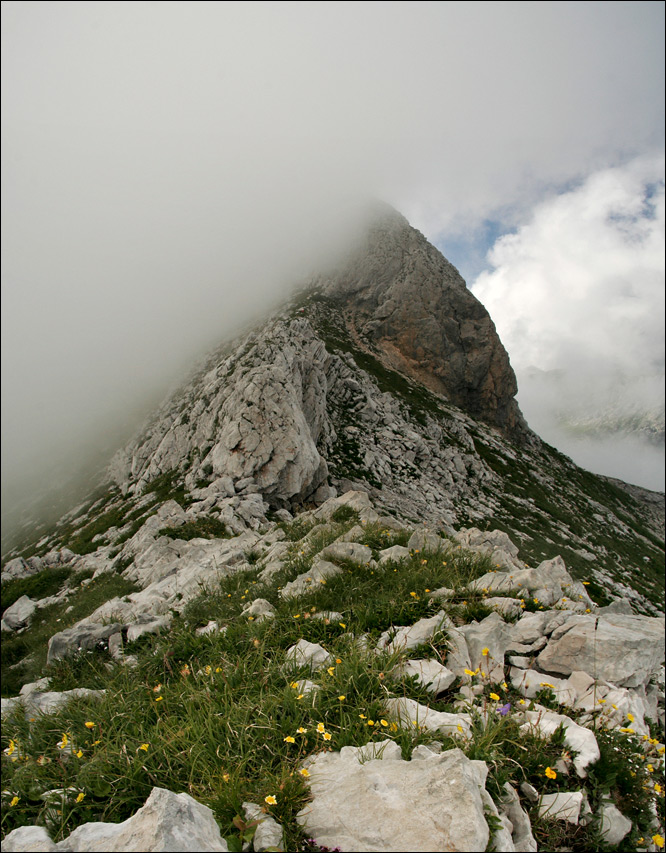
[297,741,490,852]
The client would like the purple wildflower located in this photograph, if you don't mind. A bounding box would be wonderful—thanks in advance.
[499,702,511,716]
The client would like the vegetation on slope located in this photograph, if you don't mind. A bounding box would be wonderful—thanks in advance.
[2,520,664,851]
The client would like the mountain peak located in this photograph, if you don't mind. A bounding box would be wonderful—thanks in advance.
[316,208,525,436]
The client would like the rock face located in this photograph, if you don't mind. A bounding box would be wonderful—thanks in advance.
[536,613,665,688]
[297,740,490,852]
[317,207,525,436]
[1,787,229,852]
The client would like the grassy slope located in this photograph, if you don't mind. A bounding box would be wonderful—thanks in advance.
[2,517,664,851]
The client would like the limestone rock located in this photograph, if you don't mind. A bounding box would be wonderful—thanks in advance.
[320,541,373,564]
[499,783,537,852]
[2,595,37,630]
[195,620,224,636]
[384,696,472,738]
[1,557,42,584]
[32,786,229,851]
[538,791,585,824]
[459,612,511,681]
[509,668,576,706]
[537,613,665,688]
[520,706,600,777]
[126,614,172,643]
[297,741,489,852]
[394,658,456,694]
[376,611,451,654]
[598,801,632,845]
[312,489,375,521]
[242,802,283,852]
[378,545,411,564]
[1,687,106,721]
[241,598,276,622]
[284,640,332,673]
[444,627,473,678]
[1,826,58,851]
[279,558,342,599]
[407,529,444,552]
[486,597,524,619]
[47,623,124,666]
[510,613,548,645]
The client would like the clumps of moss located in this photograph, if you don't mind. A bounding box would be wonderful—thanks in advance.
[157,517,230,541]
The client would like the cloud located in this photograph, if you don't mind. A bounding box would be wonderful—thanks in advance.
[472,156,665,489]
[1,1,664,519]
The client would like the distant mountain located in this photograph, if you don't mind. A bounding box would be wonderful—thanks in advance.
[522,365,665,445]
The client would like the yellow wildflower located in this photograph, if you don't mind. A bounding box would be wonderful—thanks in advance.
[299,768,310,777]
[76,792,85,803]
[327,666,335,676]
[489,693,500,701]
[339,622,346,629]
[297,726,307,734]
[380,719,388,727]
[57,733,69,750]
[155,696,163,702]
[75,750,83,759]
[10,796,19,807]
[464,668,476,677]
[284,736,296,743]
[84,721,95,729]
[296,694,304,700]
[265,795,277,805]
[290,682,299,689]
[653,835,665,849]
[317,723,326,733]
[545,767,557,779]
[222,773,230,782]
[338,695,346,701]
[359,714,367,719]
[482,647,489,657]
[627,713,635,722]
[139,743,149,752]
[367,720,375,726]
[322,732,332,741]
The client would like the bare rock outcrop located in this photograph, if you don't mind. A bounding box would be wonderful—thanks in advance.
[317,207,526,437]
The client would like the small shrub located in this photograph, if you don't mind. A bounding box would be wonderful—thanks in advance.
[331,506,359,524]
[157,517,230,541]
[1,567,72,613]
